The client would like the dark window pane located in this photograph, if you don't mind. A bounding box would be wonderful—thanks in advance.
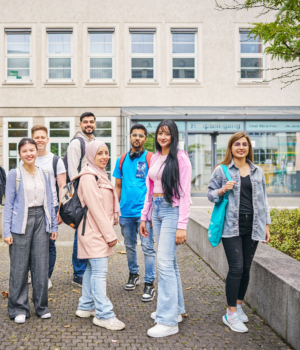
[131,58,153,68]
[173,58,195,68]
[61,143,68,157]
[173,69,195,79]
[50,122,70,129]
[241,69,263,79]
[96,121,111,129]
[106,158,111,171]
[51,143,59,156]
[94,130,111,137]
[50,130,70,137]
[9,158,17,170]
[9,143,17,150]
[241,58,263,68]
[90,69,112,79]
[240,32,260,42]
[8,122,28,129]
[132,69,153,79]
[90,58,112,68]
[106,143,111,153]
[8,130,28,137]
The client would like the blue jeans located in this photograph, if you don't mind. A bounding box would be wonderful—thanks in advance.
[48,205,59,278]
[119,216,156,284]
[78,258,115,320]
[72,229,87,277]
[152,197,185,326]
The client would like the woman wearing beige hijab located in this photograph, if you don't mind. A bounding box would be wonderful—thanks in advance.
[72,140,125,330]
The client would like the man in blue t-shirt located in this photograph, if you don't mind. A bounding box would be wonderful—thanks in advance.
[113,124,156,302]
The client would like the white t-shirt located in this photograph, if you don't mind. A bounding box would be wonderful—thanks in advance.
[35,153,66,207]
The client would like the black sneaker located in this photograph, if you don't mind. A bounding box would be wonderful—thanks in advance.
[72,275,83,288]
[141,282,155,302]
[125,273,140,291]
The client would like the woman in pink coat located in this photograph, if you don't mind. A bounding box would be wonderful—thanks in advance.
[73,140,125,331]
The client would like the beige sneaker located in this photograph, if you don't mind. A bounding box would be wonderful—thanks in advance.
[93,316,125,330]
[76,309,96,318]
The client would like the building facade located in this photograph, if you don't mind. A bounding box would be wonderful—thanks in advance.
[0,0,299,195]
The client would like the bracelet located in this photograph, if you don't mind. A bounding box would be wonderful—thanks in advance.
[222,186,226,194]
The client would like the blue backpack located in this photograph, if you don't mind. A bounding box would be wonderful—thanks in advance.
[208,164,232,247]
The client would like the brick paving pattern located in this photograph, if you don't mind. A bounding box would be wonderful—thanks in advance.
[0,224,293,350]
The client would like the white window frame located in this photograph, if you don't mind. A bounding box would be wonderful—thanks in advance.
[5,29,32,83]
[171,29,197,82]
[130,29,156,82]
[3,117,33,173]
[88,29,115,82]
[94,116,117,184]
[47,29,73,82]
[45,117,75,157]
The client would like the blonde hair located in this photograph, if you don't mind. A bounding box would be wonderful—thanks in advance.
[31,125,48,137]
[219,132,254,167]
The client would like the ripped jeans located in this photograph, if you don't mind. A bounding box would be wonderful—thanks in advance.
[222,214,258,307]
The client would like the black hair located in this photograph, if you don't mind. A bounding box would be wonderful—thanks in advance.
[80,112,95,122]
[155,120,181,203]
[130,124,148,137]
[18,138,38,154]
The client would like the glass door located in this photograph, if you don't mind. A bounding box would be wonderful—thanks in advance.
[188,134,212,194]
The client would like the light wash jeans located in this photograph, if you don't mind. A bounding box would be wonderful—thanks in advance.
[152,197,185,326]
[119,216,156,284]
[78,258,115,320]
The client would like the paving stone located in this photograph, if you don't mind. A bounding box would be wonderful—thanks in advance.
[0,225,293,350]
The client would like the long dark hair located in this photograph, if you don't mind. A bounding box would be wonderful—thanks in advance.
[155,120,181,203]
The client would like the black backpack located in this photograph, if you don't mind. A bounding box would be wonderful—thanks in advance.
[0,166,6,205]
[59,175,98,235]
[52,155,60,200]
[63,137,86,183]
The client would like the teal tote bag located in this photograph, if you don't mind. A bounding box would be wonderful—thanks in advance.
[208,164,232,248]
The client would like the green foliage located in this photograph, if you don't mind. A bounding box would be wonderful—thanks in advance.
[269,207,300,261]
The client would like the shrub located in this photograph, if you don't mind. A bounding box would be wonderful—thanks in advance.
[269,208,300,262]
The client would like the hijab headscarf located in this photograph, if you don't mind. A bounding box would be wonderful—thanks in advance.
[85,141,120,218]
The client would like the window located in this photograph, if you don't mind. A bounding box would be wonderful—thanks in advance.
[5,28,31,81]
[4,117,33,172]
[171,29,197,79]
[45,117,75,157]
[130,29,156,79]
[240,29,264,80]
[47,28,72,81]
[88,28,114,81]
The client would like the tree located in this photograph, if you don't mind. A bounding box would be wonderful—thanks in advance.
[215,0,300,88]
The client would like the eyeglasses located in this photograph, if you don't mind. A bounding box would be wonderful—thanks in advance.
[233,142,250,147]
[131,133,146,139]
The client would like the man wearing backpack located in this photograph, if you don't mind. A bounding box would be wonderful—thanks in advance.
[113,124,156,302]
[66,112,96,287]
[31,125,66,290]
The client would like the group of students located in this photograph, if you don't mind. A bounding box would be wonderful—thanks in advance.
[3,112,271,338]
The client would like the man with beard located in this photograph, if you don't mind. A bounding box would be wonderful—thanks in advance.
[67,112,96,287]
[113,124,156,302]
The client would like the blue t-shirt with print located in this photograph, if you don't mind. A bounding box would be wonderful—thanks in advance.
[113,151,149,218]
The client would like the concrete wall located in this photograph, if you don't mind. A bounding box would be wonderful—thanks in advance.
[187,208,300,350]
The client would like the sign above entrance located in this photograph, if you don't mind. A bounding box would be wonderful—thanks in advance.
[187,121,244,132]
[246,121,300,131]
[137,121,186,132]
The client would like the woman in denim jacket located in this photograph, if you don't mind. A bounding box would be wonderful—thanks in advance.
[3,138,57,324]
[207,132,271,334]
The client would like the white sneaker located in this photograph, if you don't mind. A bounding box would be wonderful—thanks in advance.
[147,323,179,338]
[48,279,53,290]
[237,305,249,323]
[41,312,51,319]
[14,315,26,324]
[151,311,183,323]
[76,309,96,318]
[93,316,125,330]
[28,273,31,284]
[222,312,248,333]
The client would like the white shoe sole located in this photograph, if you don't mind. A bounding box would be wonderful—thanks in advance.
[76,310,96,318]
[222,315,248,333]
[41,313,51,319]
[147,326,179,338]
[93,317,125,330]
[141,291,155,302]
[125,278,140,291]
[14,315,26,324]
[151,312,182,323]
[71,281,82,288]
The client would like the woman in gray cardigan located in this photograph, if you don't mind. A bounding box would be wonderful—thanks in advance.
[3,138,58,324]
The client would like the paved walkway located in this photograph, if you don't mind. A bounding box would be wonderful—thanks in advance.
[0,224,293,350]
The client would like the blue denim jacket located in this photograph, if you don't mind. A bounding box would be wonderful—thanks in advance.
[207,159,271,241]
[4,167,58,238]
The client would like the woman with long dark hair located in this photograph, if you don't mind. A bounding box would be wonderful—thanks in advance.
[207,132,271,333]
[140,119,192,338]
[4,138,57,323]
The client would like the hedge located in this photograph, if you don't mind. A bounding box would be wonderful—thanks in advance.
[269,208,300,262]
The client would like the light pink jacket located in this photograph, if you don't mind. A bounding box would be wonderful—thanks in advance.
[141,150,192,230]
